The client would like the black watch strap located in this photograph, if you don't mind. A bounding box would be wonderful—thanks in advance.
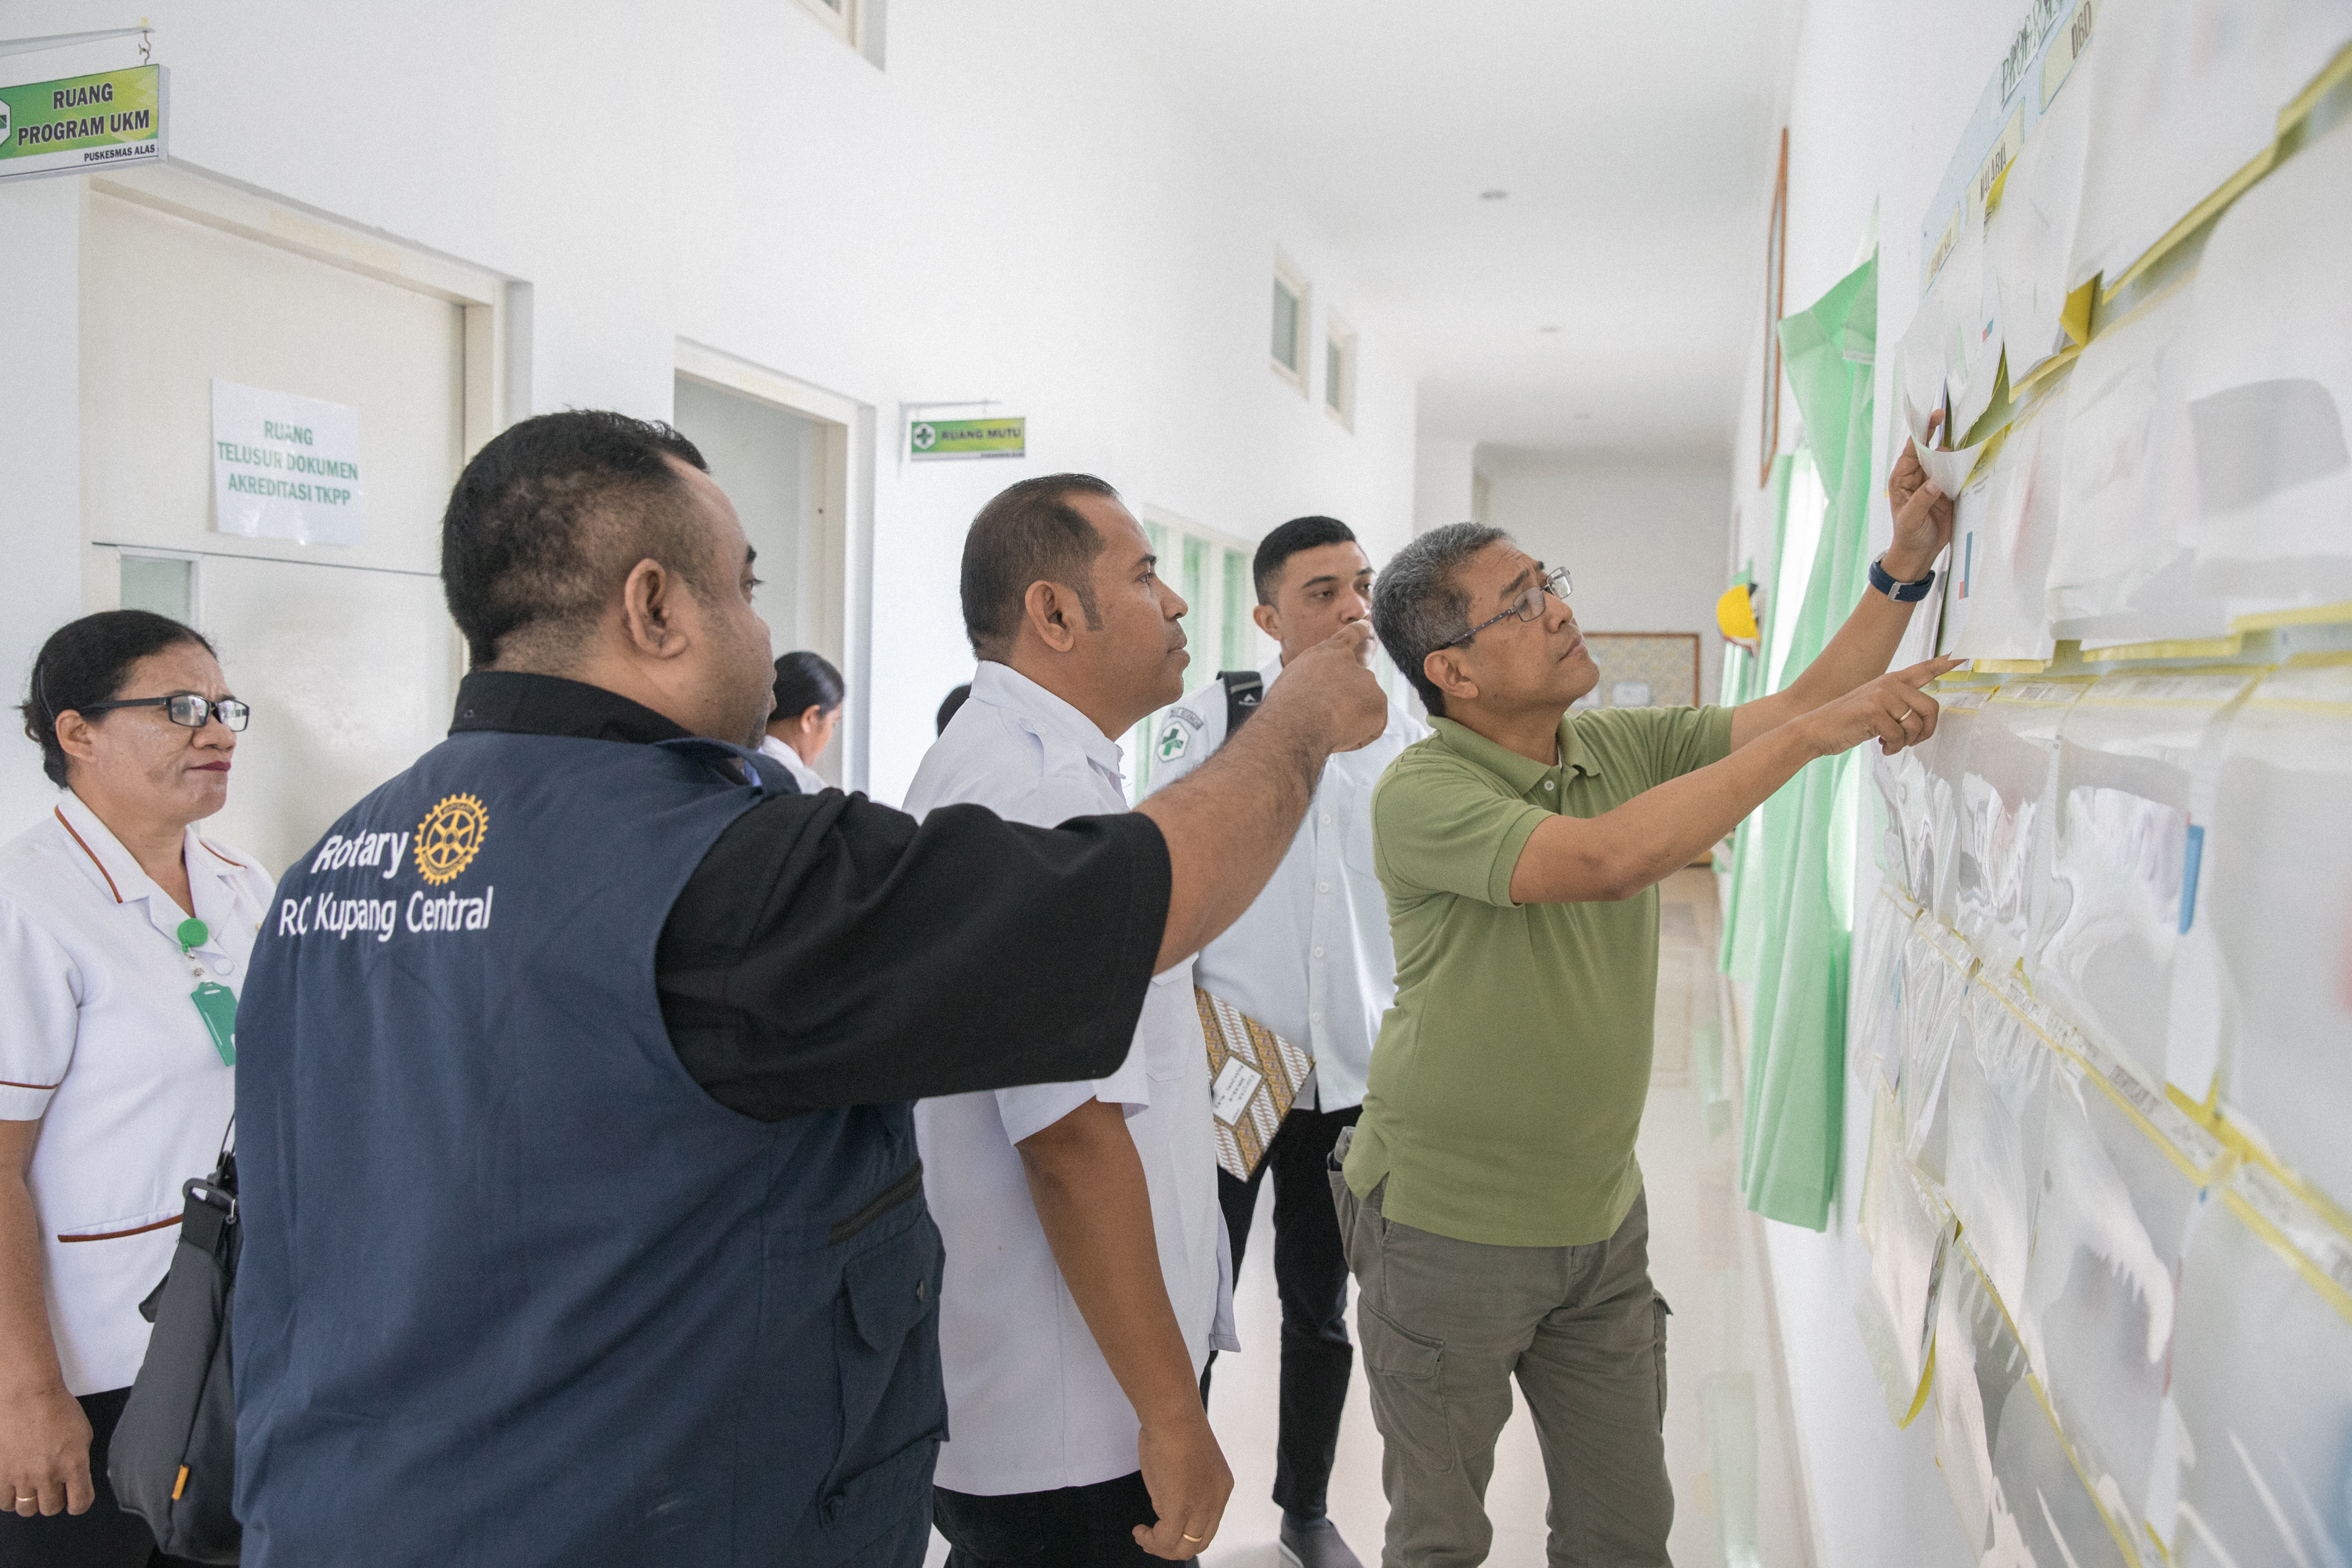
[1869,555,1937,603]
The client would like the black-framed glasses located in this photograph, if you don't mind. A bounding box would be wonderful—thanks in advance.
[1441,566,1571,651]
[75,693,251,732]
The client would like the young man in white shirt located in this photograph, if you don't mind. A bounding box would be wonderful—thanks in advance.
[1145,517,1427,1568]
[905,476,1385,1566]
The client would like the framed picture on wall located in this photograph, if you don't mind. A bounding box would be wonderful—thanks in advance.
[1759,128,1789,489]
[1573,633,1702,711]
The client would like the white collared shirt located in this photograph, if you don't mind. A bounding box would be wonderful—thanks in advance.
[902,659,1234,1497]
[0,790,273,1395]
[1146,659,1430,1112]
[755,734,828,795]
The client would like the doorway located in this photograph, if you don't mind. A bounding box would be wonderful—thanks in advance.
[670,347,856,787]
[78,167,505,877]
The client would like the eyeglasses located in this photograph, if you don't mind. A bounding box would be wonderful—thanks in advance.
[74,693,251,732]
[1441,567,1571,651]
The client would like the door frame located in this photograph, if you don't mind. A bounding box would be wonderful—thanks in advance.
[674,339,874,793]
[77,162,514,701]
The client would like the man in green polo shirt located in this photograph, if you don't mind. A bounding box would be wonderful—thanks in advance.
[1335,441,1957,1565]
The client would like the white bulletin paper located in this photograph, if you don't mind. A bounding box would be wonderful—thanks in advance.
[2069,0,2352,292]
[212,379,367,547]
[2179,114,2352,619]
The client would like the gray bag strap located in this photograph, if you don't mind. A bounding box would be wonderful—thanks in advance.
[111,1134,242,1562]
[1218,670,1264,739]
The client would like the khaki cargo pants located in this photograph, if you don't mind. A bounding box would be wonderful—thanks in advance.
[1330,1127,1673,1566]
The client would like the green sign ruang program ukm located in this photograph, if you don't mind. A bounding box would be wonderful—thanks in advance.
[0,65,167,183]
[909,416,1026,461]
[212,379,368,547]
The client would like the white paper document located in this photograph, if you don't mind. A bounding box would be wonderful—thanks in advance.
[212,379,367,547]
[2069,0,2352,291]
[2178,113,2352,619]
[1940,388,2065,663]
[2045,283,2229,643]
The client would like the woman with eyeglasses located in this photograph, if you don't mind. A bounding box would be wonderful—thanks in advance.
[0,610,270,1567]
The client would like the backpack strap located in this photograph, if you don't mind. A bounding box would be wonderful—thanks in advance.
[1218,670,1264,738]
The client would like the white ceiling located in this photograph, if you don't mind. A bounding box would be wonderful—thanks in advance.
[1131,2,1798,461]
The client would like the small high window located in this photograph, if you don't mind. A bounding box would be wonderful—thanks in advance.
[791,0,880,63]
[1270,258,1309,391]
[1324,315,1356,430]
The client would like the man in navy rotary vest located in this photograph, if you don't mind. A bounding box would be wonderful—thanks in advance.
[231,412,1388,1566]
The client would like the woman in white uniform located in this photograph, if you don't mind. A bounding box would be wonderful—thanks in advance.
[1,611,272,1567]
[757,650,844,794]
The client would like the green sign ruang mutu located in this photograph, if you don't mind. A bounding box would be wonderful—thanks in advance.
[0,65,168,183]
[909,416,1026,461]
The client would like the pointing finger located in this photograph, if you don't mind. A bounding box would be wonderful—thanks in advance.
[1896,657,1965,688]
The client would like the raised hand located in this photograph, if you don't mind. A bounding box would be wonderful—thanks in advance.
[1259,620,1388,753]
[1885,412,1955,579]
[1799,656,1966,757]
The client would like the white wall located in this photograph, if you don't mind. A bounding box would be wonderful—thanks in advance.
[0,0,1420,829]
[0,177,84,836]
[1412,437,1477,535]
[1479,454,1731,706]
[1722,5,2057,1567]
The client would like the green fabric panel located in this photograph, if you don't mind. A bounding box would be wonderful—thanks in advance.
[1720,463,1792,989]
[1738,252,1879,1231]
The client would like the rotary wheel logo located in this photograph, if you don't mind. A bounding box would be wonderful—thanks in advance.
[414,793,488,885]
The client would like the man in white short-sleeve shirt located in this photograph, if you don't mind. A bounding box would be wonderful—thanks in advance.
[906,474,1240,1566]
[1146,516,1425,1568]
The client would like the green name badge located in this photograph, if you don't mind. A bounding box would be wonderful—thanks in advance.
[191,981,238,1066]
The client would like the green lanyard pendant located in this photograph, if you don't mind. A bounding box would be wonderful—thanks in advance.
[178,917,238,1066]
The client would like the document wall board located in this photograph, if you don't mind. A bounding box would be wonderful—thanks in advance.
[1937,988,2049,1323]
[1856,1081,1952,1427]
[2179,111,2352,620]
[1946,676,2092,974]
[1849,885,1919,1096]
[2192,656,2352,1206]
[2165,1192,2352,1568]
[2031,668,2264,1087]
[1875,682,1995,908]
[1940,386,2064,665]
[2046,282,2228,647]
[1931,1246,2136,1568]
[2068,0,2352,294]
[1987,41,2095,388]
[2018,1047,2190,1538]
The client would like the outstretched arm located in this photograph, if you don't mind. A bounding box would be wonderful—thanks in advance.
[1511,656,1962,904]
[1730,429,1956,750]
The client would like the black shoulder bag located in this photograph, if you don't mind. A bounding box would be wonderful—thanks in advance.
[109,1127,242,1563]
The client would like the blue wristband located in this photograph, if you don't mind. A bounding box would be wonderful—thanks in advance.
[1869,556,1936,603]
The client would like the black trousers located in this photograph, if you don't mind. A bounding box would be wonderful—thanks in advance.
[0,1388,207,1568]
[1200,1102,1359,1520]
[934,1470,1189,1567]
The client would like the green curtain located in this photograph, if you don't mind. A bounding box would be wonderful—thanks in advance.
[1718,468,1788,993]
[1734,251,1879,1230]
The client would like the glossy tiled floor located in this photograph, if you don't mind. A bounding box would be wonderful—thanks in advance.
[931,870,1811,1567]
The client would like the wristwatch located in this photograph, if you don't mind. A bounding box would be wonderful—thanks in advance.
[1869,554,1937,603]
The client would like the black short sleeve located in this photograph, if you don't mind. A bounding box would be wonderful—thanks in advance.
[655,790,1171,1120]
